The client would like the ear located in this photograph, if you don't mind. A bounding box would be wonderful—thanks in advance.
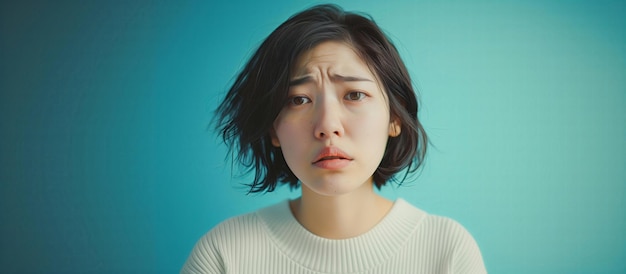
[389,118,401,137]
[270,128,281,147]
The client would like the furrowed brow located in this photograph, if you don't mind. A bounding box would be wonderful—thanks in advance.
[332,74,373,82]
[288,74,373,87]
[288,76,313,87]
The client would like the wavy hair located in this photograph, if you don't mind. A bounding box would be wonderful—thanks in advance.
[215,4,427,193]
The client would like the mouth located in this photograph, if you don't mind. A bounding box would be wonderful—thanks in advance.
[313,155,350,163]
[312,147,353,164]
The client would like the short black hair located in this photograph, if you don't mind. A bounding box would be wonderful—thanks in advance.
[215,4,427,193]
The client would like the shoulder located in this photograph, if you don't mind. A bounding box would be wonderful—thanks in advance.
[205,212,264,243]
[398,200,487,273]
[395,199,478,243]
[422,214,476,243]
[191,204,281,252]
[180,213,257,274]
[392,199,482,254]
[181,202,285,274]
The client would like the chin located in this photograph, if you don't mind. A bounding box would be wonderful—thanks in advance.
[303,180,368,197]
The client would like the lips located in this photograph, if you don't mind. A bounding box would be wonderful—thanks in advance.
[312,147,353,169]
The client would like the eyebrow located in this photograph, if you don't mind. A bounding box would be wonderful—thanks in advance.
[288,74,373,87]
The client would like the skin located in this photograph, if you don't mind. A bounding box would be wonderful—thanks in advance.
[271,41,401,239]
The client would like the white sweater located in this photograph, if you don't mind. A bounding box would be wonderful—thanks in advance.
[182,199,486,273]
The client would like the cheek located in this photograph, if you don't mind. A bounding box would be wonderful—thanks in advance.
[352,111,390,137]
[275,120,307,150]
[274,121,310,174]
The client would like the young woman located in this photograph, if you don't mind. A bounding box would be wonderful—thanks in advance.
[182,4,486,273]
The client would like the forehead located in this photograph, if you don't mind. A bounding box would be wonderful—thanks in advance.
[291,41,374,78]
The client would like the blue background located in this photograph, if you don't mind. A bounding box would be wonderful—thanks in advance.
[1,0,624,273]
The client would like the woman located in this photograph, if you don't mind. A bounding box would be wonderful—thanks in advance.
[182,4,486,273]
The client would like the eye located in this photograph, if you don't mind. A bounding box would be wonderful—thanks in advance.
[288,96,311,106]
[344,91,367,101]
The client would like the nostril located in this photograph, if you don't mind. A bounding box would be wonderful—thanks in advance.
[316,128,342,139]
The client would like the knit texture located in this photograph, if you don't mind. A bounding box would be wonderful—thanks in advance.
[181,199,486,273]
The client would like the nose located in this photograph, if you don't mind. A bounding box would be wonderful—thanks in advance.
[313,95,344,140]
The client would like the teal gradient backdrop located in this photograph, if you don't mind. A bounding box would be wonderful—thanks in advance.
[1,0,624,273]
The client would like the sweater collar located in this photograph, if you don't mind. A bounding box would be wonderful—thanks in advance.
[256,198,427,273]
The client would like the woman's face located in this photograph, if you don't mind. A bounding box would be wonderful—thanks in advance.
[271,41,400,196]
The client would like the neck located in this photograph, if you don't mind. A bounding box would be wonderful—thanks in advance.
[290,180,393,239]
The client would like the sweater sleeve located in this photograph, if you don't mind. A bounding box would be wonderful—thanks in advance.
[180,230,225,274]
[449,220,487,274]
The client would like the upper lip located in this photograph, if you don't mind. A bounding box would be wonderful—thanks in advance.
[312,147,353,164]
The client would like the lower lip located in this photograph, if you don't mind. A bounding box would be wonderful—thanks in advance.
[313,159,352,170]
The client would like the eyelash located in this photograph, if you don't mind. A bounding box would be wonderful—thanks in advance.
[288,96,311,106]
[286,91,368,106]
[344,91,367,101]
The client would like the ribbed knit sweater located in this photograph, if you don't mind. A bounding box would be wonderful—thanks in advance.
[181,199,486,273]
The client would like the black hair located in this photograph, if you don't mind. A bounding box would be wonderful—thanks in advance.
[215,4,427,193]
